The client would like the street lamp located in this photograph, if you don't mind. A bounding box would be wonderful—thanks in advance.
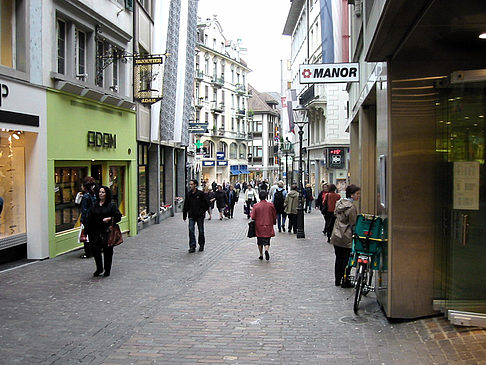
[282,138,292,191]
[293,105,309,239]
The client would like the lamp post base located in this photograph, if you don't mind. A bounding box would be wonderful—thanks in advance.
[296,203,305,239]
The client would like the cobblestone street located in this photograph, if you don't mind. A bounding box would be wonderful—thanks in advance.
[1,202,486,364]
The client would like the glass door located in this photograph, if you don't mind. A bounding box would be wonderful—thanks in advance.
[435,82,486,316]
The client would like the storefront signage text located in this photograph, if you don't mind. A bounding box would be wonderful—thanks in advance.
[87,131,117,149]
[0,83,9,107]
[299,63,359,84]
[202,160,215,166]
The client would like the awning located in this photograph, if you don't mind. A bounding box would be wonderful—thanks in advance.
[239,168,250,174]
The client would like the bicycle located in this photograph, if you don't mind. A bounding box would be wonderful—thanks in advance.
[346,214,386,314]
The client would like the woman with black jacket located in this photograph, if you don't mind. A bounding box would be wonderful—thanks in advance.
[87,186,122,277]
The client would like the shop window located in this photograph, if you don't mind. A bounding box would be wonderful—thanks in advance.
[138,143,149,214]
[0,131,26,239]
[109,166,125,215]
[55,166,88,233]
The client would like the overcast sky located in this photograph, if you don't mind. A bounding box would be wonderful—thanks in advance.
[197,0,291,94]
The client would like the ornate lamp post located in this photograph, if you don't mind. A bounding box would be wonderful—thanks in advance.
[282,138,292,191]
[293,105,309,239]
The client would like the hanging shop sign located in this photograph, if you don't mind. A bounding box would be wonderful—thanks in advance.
[134,56,164,104]
[217,160,228,166]
[189,122,209,133]
[87,131,117,149]
[202,160,215,167]
[299,63,359,84]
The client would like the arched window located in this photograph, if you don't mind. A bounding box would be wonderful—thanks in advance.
[203,140,215,158]
[239,144,246,159]
[219,141,228,155]
[230,142,238,159]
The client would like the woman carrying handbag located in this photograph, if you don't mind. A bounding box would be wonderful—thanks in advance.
[86,186,122,277]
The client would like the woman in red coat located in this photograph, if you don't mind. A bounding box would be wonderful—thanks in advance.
[251,190,277,261]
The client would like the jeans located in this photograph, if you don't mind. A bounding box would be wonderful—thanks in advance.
[188,217,205,249]
[277,213,287,231]
[305,199,313,213]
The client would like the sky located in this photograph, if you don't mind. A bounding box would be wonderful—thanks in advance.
[197,0,291,94]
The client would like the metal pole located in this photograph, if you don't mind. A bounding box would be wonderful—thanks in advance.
[285,151,288,191]
[297,125,305,238]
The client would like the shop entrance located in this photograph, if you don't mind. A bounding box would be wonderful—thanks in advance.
[434,81,486,324]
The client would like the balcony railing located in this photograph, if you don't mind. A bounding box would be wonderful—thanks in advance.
[236,108,246,117]
[211,102,224,113]
[235,83,246,95]
[195,97,204,109]
[211,76,224,88]
[195,70,204,80]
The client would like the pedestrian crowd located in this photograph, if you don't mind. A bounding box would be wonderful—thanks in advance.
[183,178,362,289]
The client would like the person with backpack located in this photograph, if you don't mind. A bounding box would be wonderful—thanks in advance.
[272,181,287,232]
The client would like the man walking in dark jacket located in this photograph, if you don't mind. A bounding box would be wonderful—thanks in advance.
[183,180,209,253]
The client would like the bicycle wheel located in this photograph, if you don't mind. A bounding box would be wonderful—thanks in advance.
[353,263,365,314]
[363,269,373,296]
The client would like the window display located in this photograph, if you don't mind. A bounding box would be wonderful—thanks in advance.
[109,166,125,215]
[0,131,26,239]
[54,167,87,232]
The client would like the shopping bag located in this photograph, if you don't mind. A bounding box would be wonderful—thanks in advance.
[78,224,89,243]
[247,221,256,238]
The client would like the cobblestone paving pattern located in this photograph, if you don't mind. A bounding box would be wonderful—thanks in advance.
[1,201,485,364]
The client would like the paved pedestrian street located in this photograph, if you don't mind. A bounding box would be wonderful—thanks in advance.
[1,203,486,365]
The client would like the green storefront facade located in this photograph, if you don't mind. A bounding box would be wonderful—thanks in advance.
[47,90,137,258]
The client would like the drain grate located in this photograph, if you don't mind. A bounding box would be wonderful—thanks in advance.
[340,316,368,324]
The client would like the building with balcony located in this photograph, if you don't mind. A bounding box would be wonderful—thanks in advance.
[192,15,251,185]
[247,85,281,182]
[283,0,350,195]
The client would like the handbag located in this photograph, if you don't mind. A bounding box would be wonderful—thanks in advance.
[107,223,123,247]
[247,220,256,238]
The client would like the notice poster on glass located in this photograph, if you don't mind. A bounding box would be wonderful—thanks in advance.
[453,161,479,210]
